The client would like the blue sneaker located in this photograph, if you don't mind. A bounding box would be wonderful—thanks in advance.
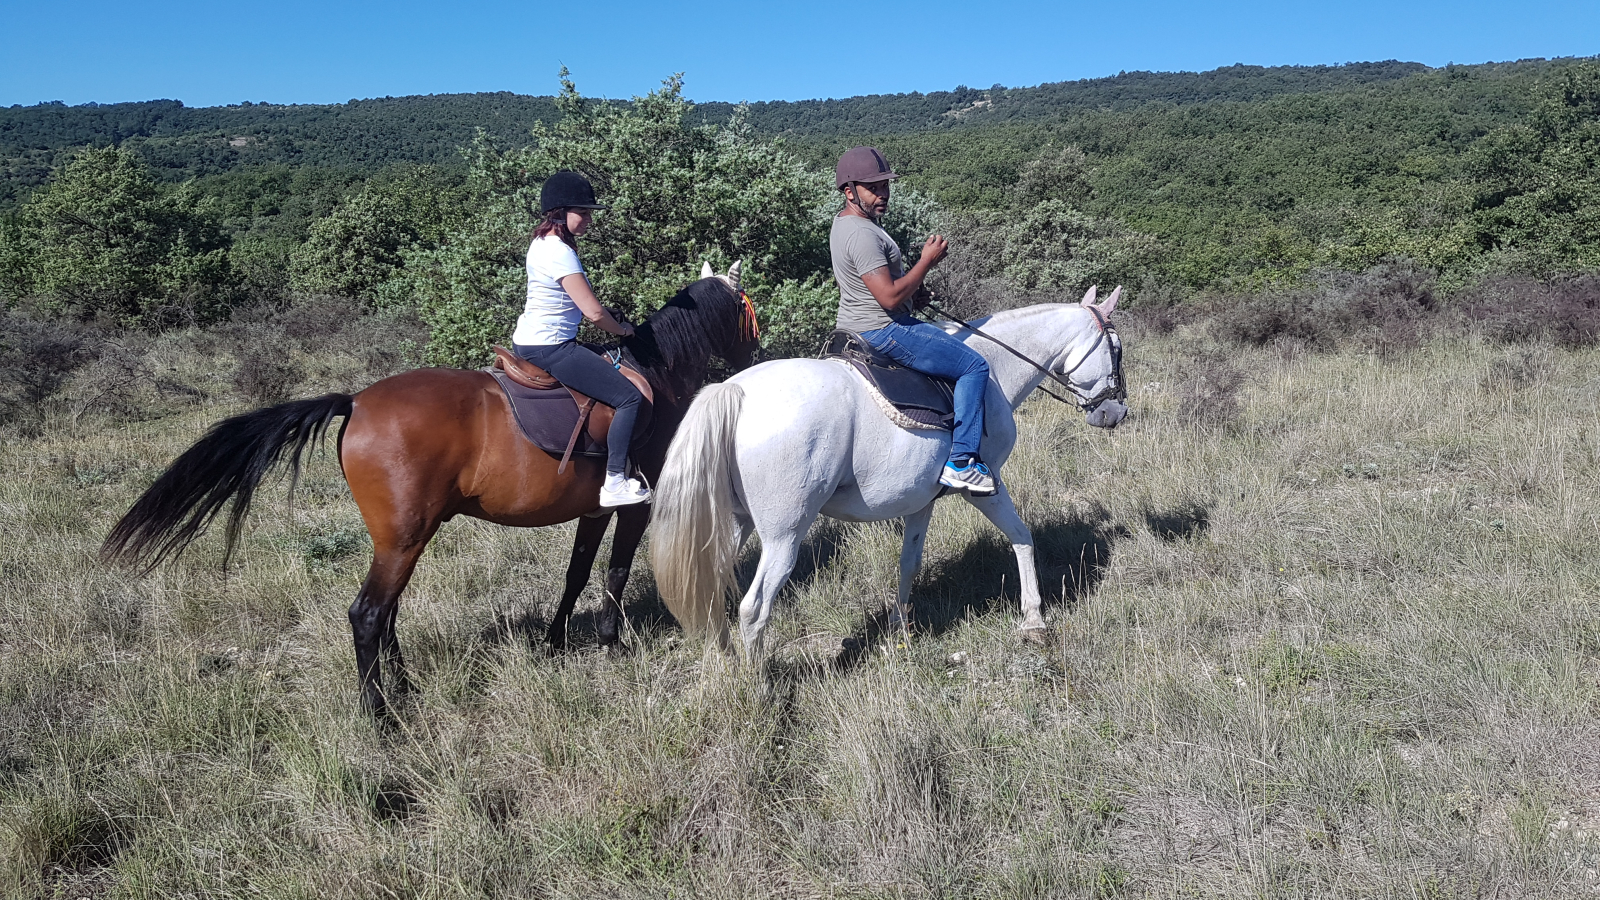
[939,457,997,496]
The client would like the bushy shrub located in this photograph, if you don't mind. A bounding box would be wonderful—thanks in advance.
[222,295,425,398]
[926,145,1160,312]
[1218,259,1438,351]
[1461,273,1600,348]
[0,147,235,327]
[1174,352,1245,432]
[288,167,463,303]
[0,311,93,426]
[231,331,305,405]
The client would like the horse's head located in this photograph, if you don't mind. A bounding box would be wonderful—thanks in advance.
[1066,285,1128,429]
[698,259,761,371]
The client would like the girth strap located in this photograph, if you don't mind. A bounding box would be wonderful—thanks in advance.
[558,398,596,475]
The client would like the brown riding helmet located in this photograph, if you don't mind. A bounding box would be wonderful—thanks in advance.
[835,146,900,190]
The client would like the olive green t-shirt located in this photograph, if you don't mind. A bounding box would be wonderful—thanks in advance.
[832,214,912,333]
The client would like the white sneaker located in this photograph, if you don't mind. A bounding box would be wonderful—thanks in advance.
[598,474,652,507]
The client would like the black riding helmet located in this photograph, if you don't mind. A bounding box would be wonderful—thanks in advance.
[540,171,609,214]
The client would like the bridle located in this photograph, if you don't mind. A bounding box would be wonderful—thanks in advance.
[922,301,1125,410]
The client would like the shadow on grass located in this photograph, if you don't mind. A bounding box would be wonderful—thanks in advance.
[766,502,1131,681]
[482,497,1161,663]
[910,502,1129,637]
[1143,502,1211,542]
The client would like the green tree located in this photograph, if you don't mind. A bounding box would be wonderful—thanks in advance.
[939,145,1158,296]
[0,147,234,325]
[407,72,849,367]
[999,199,1159,292]
[1465,62,1600,273]
[288,166,463,303]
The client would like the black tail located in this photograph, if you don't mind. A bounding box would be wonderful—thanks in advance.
[103,393,354,569]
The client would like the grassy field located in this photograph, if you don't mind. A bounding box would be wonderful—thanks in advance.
[2,313,1599,898]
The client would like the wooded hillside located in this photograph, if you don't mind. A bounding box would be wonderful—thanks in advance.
[2,57,1597,355]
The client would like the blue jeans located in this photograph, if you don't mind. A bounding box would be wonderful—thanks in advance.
[860,319,989,462]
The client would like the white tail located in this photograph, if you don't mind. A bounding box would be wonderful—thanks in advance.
[650,382,745,644]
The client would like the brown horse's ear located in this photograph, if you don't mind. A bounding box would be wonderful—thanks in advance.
[1080,285,1099,306]
[728,260,741,290]
[700,260,715,280]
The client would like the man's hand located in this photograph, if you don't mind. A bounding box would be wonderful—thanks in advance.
[862,234,951,314]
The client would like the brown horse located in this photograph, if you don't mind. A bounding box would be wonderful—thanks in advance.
[103,272,759,715]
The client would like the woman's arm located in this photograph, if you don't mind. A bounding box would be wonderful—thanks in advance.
[861,234,948,313]
[560,272,634,337]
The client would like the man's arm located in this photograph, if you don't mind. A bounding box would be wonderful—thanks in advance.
[861,235,948,313]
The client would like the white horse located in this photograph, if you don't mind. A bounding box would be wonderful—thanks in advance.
[649,287,1128,657]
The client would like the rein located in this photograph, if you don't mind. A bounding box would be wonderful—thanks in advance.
[920,301,1124,409]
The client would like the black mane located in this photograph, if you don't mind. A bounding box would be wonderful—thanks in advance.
[622,278,744,381]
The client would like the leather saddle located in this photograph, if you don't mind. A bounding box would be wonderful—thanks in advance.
[821,330,955,429]
[489,345,655,472]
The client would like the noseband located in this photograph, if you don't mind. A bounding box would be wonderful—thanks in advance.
[1057,305,1126,409]
[923,301,1125,411]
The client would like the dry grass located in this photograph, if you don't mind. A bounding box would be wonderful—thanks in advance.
[3,313,1600,898]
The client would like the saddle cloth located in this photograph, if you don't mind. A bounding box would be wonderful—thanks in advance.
[821,330,954,430]
[488,346,654,460]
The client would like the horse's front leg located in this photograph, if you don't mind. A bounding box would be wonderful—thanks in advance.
[962,480,1047,634]
[548,512,613,652]
[891,503,936,636]
[596,505,650,651]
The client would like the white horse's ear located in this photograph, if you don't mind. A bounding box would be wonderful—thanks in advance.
[700,260,715,280]
[1099,286,1122,314]
[1080,285,1099,306]
[728,260,741,289]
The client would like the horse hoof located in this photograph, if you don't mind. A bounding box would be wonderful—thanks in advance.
[603,641,633,658]
[1018,626,1052,646]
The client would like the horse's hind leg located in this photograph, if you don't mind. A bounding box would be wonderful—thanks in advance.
[351,533,434,717]
[378,599,412,697]
[548,512,613,652]
[738,507,821,661]
[596,505,650,652]
[891,503,936,635]
[962,481,1046,633]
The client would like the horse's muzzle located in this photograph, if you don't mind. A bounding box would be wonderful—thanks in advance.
[1085,399,1128,429]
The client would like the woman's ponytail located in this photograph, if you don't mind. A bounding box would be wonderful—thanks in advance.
[532,208,578,249]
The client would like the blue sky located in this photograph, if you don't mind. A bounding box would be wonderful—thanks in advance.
[3,0,1596,108]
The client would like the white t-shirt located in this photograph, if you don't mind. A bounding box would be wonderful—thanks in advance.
[513,235,586,345]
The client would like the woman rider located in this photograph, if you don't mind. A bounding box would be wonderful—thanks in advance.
[514,171,651,508]
[831,147,997,496]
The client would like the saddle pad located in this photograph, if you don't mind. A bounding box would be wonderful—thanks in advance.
[489,370,608,458]
[821,331,955,430]
[840,359,953,430]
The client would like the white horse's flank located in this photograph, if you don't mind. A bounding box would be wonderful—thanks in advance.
[651,288,1125,656]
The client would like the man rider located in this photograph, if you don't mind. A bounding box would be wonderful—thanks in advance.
[831,146,996,496]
